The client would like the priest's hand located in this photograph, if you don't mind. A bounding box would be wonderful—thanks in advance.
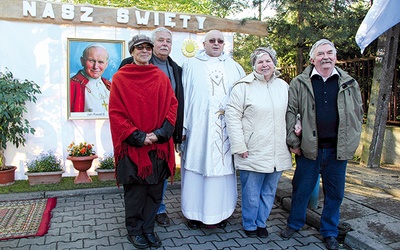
[240,152,249,158]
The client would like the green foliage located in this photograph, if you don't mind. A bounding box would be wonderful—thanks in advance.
[98,154,115,169]
[352,154,361,162]
[26,151,63,173]
[0,69,41,169]
[67,0,215,16]
[233,33,270,73]
[0,69,41,150]
[264,0,371,69]
[211,0,249,18]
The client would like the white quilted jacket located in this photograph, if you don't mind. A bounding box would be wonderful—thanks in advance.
[226,72,292,173]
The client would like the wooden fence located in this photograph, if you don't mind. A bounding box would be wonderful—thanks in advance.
[279,57,400,125]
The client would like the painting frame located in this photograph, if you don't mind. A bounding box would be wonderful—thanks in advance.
[67,38,125,120]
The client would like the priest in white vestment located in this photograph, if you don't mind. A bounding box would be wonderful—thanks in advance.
[181,30,245,228]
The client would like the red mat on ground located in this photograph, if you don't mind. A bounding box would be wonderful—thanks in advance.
[0,197,57,240]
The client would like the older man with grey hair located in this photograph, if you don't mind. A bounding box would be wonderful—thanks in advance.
[180,30,245,229]
[281,39,363,250]
[70,43,110,113]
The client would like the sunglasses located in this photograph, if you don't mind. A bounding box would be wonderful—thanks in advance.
[208,38,224,44]
[135,44,152,51]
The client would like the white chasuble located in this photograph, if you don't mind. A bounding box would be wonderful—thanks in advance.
[181,50,245,224]
[181,51,245,177]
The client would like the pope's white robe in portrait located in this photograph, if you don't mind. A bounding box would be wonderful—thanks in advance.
[181,50,245,224]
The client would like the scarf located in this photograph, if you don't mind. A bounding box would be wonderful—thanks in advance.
[109,64,177,179]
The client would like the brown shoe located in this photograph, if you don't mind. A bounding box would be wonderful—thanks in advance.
[155,213,170,227]
[324,236,339,250]
[280,226,297,239]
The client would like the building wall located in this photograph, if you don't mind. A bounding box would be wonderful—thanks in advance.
[0,19,236,180]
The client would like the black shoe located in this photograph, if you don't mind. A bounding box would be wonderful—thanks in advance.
[218,220,227,229]
[144,232,162,248]
[280,226,297,239]
[187,220,202,229]
[127,234,149,249]
[244,229,258,238]
[257,227,269,238]
[203,221,226,229]
[155,213,170,227]
[324,236,339,250]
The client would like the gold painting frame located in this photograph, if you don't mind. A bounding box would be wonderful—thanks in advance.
[67,38,125,120]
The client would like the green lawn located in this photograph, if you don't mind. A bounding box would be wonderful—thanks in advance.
[0,176,116,194]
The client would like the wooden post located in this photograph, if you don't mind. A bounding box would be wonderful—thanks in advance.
[360,24,400,167]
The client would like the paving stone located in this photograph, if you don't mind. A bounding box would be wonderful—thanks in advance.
[57,240,83,249]
[84,224,108,233]
[97,243,124,250]
[0,239,19,249]
[234,236,262,246]
[171,235,199,246]
[164,244,191,250]
[253,241,282,250]
[60,225,84,235]
[44,234,70,244]
[71,232,97,241]
[275,238,303,248]
[218,231,242,241]
[213,239,241,249]
[83,237,109,248]
[0,163,398,250]
[76,206,96,213]
[17,236,45,246]
[189,241,218,249]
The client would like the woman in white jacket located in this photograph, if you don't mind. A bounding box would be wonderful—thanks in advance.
[226,47,292,238]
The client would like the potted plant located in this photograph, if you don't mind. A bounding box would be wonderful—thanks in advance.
[0,68,41,186]
[25,151,64,185]
[66,141,98,184]
[95,153,115,181]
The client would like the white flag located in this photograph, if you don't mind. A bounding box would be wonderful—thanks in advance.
[355,0,400,53]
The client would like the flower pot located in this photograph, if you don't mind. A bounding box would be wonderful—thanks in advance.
[25,170,64,186]
[95,168,116,181]
[0,166,17,186]
[67,155,98,184]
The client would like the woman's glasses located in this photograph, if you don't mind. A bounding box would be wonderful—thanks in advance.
[208,38,224,44]
[135,44,152,51]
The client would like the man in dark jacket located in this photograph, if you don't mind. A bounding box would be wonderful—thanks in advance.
[119,27,184,227]
[281,39,363,250]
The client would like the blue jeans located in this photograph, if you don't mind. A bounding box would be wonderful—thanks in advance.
[240,170,282,231]
[287,148,347,238]
[157,179,168,214]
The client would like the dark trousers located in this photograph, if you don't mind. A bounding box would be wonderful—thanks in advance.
[123,181,164,236]
[287,148,347,238]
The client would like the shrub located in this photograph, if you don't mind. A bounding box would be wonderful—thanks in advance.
[98,154,115,170]
[26,151,63,173]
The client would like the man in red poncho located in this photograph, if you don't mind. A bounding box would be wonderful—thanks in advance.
[109,34,177,249]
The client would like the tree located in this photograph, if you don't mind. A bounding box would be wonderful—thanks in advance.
[67,0,216,16]
[265,0,370,70]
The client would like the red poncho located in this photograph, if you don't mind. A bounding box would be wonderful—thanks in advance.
[109,64,178,179]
